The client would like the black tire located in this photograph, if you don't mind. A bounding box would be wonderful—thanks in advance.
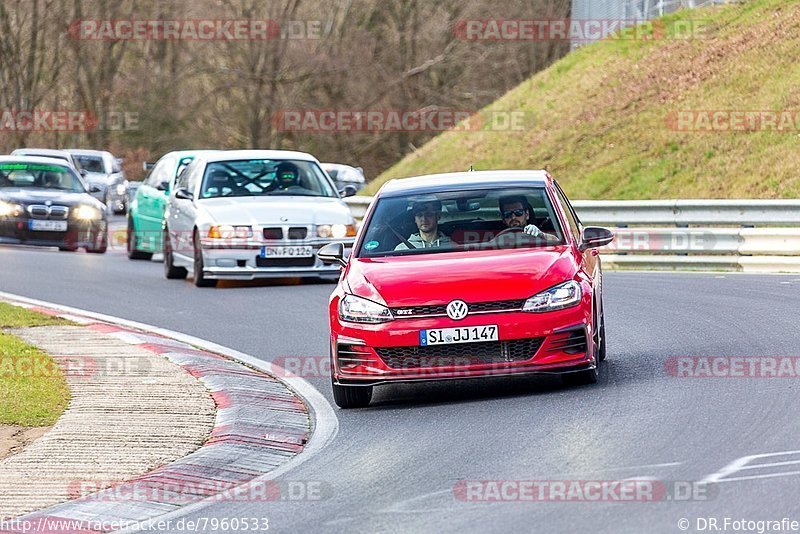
[86,230,107,254]
[597,309,607,362]
[193,231,217,288]
[332,382,373,409]
[127,219,153,260]
[58,245,78,252]
[163,229,188,280]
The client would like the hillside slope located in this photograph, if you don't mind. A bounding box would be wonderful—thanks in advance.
[369,0,800,199]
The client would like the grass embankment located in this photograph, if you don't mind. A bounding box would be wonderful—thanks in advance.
[369,0,800,199]
[0,302,71,426]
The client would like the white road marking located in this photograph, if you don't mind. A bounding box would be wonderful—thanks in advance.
[110,331,146,344]
[701,450,800,484]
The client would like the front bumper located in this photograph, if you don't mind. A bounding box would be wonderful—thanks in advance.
[330,302,595,386]
[200,239,353,279]
[0,218,107,248]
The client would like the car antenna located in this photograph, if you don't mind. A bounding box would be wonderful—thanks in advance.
[468,165,474,172]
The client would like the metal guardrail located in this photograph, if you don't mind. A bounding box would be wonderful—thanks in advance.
[343,197,800,272]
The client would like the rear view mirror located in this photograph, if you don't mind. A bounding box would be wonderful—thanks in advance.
[339,185,358,198]
[318,242,346,267]
[174,188,194,201]
[456,198,482,212]
[143,161,155,171]
[89,184,102,193]
[579,227,615,251]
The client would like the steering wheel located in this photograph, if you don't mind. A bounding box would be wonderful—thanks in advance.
[486,226,541,245]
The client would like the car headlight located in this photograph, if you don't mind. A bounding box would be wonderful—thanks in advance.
[208,225,252,239]
[317,224,357,238]
[339,294,394,324]
[0,201,22,217]
[522,281,582,313]
[74,205,101,220]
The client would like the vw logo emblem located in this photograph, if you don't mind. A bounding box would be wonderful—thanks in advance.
[280,216,289,222]
[446,300,469,321]
[45,200,52,206]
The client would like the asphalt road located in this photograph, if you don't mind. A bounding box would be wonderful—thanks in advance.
[3,219,800,534]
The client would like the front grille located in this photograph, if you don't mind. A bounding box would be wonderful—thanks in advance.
[391,298,525,318]
[287,227,307,239]
[255,256,316,268]
[263,227,283,240]
[376,338,544,369]
[27,205,69,219]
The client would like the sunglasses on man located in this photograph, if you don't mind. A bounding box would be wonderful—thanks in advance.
[501,208,526,219]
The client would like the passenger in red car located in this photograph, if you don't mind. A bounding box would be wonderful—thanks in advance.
[394,199,452,250]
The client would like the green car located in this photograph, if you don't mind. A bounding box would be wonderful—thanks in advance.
[127,150,218,260]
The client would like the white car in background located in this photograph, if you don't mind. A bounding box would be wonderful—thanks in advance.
[163,150,358,287]
[67,149,128,214]
[321,163,366,194]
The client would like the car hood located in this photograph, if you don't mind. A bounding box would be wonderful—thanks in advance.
[0,188,101,208]
[199,196,352,225]
[345,247,577,306]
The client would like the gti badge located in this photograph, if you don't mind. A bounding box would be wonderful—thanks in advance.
[446,300,469,321]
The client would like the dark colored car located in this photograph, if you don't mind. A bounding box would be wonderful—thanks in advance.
[0,156,108,253]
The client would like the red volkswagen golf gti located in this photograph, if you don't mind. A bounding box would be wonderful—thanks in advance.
[318,171,614,408]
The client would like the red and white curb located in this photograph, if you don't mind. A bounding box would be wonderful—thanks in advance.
[0,292,338,534]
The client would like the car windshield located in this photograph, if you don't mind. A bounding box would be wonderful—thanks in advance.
[0,162,85,193]
[200,159,337,199]
[73,156,106,173]
[357,187,565,258]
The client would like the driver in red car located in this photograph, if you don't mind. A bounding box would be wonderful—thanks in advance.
[499,195,559,241]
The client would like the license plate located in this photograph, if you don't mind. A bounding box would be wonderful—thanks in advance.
[420,325,499,346]
[28,220,68,232]
[260,245,313,258]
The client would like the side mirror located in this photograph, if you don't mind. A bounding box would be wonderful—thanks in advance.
[156,180,170,192]
[174,188,194,201]
[579,226,615,252]
[143,161,155,171]
[318,242,346,267]
[79,169,88,177]
[339,185,358,198]
[89,184,102,193]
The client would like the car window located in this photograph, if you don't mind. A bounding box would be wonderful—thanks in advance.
[144,159,166,187]
[73,156,105,173]
[552,182,581,242]
[357,186,565,258]
[199,159,337,199]
[0,161,85,193]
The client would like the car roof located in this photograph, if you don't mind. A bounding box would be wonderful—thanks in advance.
[202,149,319,164]
[378,170,550,197]
[66,149,111,158]
[11,148,72,159]
[0,155,75,168]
